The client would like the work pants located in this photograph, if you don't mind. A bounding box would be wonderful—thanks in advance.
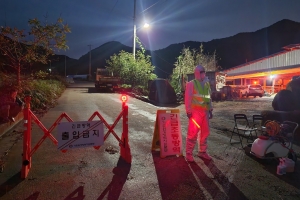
[186,109,210,156]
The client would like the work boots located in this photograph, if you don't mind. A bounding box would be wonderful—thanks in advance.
[185,153,194,162]
[198,152,212,161]
[8,117,15,122]
[185,138,196,162]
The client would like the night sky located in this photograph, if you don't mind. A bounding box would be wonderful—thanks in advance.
[1,0,300,59]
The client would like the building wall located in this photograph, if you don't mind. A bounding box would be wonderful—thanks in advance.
[225,49,300,76]
[223,46,300,94]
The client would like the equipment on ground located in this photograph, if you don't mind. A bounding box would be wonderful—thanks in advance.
[250,120,298,162]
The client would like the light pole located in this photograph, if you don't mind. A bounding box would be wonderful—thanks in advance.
[65,55,66,77]
[88,45,92,80]
[132,0,150,59]
[133,0,137,59]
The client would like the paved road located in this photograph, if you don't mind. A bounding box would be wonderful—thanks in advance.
[0,81,299,200]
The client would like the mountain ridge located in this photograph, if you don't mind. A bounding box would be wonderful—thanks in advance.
[4,19,299,78]
[135,19,300,77]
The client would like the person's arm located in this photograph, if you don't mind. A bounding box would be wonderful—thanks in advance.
[207,83,213,119]
[208,84,213,111]
[0,95,14,106]
[185,81,193,115]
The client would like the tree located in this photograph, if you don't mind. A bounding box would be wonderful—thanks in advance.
[0,17,71,85]
[170,44,221,93]
[106,37,157,89]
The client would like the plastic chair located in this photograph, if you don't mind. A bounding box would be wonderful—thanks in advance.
[252,114,265,135]
[280,121,299,150]
[230,114,257,148]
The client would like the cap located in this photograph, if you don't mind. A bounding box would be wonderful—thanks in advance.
[194,65,206,79]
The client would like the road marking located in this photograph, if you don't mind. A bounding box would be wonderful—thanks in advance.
[110,97,157,122]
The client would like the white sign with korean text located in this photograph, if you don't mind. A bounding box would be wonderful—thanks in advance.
[57,120,104,150]
[159,113,182,157]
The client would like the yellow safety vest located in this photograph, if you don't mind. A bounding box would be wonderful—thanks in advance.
[191,79,211,110]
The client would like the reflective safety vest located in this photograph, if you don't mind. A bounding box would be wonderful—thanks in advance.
[191,79,211,110]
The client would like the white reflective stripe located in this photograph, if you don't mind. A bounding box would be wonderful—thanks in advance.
[192,100,209,104]
[194,94,211,99]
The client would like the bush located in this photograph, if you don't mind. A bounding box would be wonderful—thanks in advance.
[32,70,49,80]
[0,74,66,112]
[272,90,295,111]
[286,78,300,110]
[121,84,132,89]
[132,85,148,96]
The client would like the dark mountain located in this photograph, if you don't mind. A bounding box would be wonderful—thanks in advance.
[2,19,300,78]
[69,19,300,78]
[75,41,132,75]
[151,19,300,78]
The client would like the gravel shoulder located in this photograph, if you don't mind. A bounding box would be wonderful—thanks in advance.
[208,97,300,199]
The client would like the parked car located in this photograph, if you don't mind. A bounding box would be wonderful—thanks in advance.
[66,76,75,83]
[240,84,264,98]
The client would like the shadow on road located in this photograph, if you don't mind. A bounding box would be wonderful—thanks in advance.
[193,159,248,199]
[152,151,248,199]
[0,172,23,198]
[152,151,206,199]
[96,157,131,200]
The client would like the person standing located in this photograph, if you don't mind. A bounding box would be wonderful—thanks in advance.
[185,65,213,162]
[0,87,23,124]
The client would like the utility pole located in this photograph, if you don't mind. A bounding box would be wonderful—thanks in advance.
[88,45,92,80]
[65,55,67,77]
[133,0,136,59]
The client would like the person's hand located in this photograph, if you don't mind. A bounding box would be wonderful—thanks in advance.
[16,97,24,106]
[187,113,192,119]
[209,111,213,119]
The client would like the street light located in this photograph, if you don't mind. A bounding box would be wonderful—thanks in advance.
[133,23,150,59]
[132,0,150,59]
[133,0,137,59]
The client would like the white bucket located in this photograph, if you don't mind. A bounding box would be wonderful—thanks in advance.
[285,158,295,173]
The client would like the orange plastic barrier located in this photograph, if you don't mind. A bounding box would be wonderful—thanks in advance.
[21,94,130,179]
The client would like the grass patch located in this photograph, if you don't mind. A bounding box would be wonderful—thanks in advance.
[0,73,66,112]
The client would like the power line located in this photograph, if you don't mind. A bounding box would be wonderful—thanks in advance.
[138,0,166,15]
[108,0,119,19]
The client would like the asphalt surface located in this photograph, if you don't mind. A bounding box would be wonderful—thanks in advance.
[0,81,299,200]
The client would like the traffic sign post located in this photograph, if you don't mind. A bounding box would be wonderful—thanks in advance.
[120,96,131,163]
